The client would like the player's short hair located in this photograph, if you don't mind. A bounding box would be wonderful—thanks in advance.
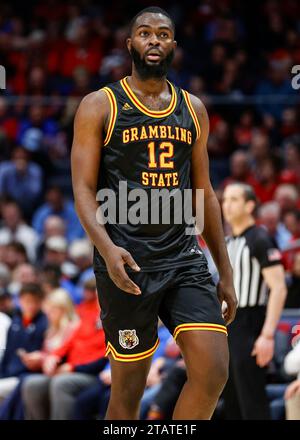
[129,6,175,36]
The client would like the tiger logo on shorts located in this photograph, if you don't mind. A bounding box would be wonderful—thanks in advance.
[118,329,139,349]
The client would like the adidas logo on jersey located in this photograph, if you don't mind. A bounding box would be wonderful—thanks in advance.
[122,102,133,111]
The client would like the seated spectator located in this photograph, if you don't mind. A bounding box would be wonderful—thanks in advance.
[147,357,186,420]
[282,211,300,271]
[22,277,106,419]
[32,186,84,242]
[284,330,300,419]
[0,263,11,292]
[249,132,270,172]
[252,155,282,203]
[68,239,94,301]
[221,150,257,189]
[285,252,300,308]
[2,243,28,273]
[281,137,300,186]
[0,200,39,262]
[0,312,11,363]
[0,146,43,220]
[17,105,59,154]
[274,184,299,216]
[8,263,38,305]
[258,201,292,249]
[255,52,296,121]
[283,210,300,241]
[0,290,15,318]
[36,216,66,262]
[0,97,19,145]
[43,236,68,267]
[233,110,254,149]
[19,288,79,372]
[0,283,47,404]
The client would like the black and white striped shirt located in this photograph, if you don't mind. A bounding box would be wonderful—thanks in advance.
[226,225,282,308]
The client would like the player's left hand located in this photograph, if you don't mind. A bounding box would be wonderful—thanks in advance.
[251,335,274,367]
[217,277,238,325]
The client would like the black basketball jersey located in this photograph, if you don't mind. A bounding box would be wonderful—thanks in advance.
[226,225,282,307]
[93,76,205,272]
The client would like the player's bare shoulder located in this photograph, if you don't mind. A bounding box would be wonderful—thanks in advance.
[74,89,110,129]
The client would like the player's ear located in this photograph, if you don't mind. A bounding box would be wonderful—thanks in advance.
[126,38,132,53]
[173,40,177,50]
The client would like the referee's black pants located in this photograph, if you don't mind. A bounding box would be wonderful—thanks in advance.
[222,306,270,420]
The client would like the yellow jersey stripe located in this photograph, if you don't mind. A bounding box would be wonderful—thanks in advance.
[182,90,201,140]
[105,339,159,362]
[120,77,177,118]
[173,323,228,340]
[100,87,118,146]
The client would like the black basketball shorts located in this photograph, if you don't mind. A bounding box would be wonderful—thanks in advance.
[94,259,227,362]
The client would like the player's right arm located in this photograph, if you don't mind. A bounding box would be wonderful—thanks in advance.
[71,90,141,295]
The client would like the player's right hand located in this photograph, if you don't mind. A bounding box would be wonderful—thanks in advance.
[104,245,141,295]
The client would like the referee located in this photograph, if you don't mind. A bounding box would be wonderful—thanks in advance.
[221,183,287,420]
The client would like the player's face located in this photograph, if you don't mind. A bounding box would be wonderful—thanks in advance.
[222,186,249,223]
[127,13,177,79]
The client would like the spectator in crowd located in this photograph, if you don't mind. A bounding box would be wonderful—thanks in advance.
[0,283,47,404]
[0,312,11,363]
[2,243,28,272]
[17,105,59,154]
[0,200,39,262]
[283,210,300,242]
[43,236,68,267]
[36,216,66,262]
[258,201,292,250]
[255,51,297,121]
[252,156,282,204]
[249,133,270,173]
[8,263,38,303]
[0,290,15,318]
[284,329,300,419]
[0,0,299,420]
[281,138,300,186]
[68,239,94,301]
[0,263,11,292]
[221,150,257,189]
[22,277,106,419]
[274,184,300,217]
[285,252,300,308]
[0,147,43,220]
[38,264,61,296]
[19,288,79,372]
[32,186,84,242]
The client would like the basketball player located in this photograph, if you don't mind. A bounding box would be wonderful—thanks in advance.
[71,6,237,420]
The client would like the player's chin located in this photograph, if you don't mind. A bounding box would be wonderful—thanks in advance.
[144,59,162,66]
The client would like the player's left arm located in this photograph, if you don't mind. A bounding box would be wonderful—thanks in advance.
[251,264,287,367]
[189,94,237,325]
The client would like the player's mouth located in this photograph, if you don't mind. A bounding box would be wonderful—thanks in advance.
[145,51,162,62]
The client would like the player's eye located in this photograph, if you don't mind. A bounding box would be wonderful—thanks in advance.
[160,32,169,38]
[140,30,149,37]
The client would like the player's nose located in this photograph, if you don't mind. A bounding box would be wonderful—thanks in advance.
[148,33,160,46]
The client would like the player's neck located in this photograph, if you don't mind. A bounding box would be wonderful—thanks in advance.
[231,217,255,236]
[129,69,167,96]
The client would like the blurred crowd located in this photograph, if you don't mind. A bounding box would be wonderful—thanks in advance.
[0,0,300,420]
